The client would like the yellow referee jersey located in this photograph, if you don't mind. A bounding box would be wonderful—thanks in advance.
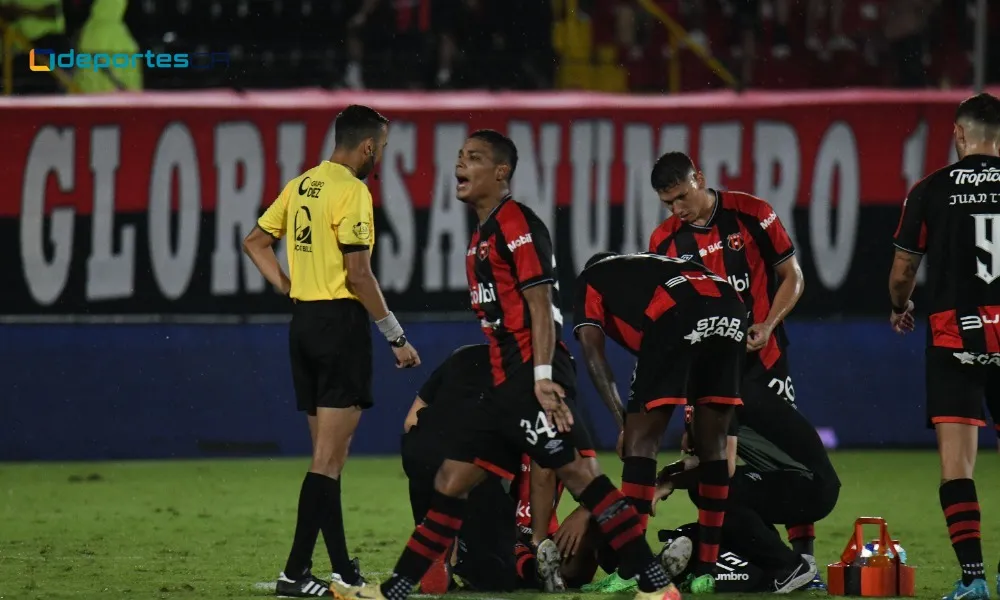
[258,161,374,302]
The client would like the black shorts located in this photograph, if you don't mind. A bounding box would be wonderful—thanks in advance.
[289,299,373,414]
[629,295,747,413]
[926,347,1000,429]
[742,353,796,408]
[447,350,594,479]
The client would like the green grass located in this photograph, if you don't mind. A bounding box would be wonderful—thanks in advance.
[1,451,998,599]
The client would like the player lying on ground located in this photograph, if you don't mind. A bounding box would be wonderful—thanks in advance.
[359,131,681,600]
[574,251,746,595]
[652,403,839,593]
[646,152,815,564]
[889,92,1000,600]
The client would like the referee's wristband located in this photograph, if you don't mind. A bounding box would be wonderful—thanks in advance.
[534,365,553,381]
[376,311,404,343]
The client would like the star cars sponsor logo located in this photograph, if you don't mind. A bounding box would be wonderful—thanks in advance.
[950,167,1000,186]
[506,233,533,252]
[953,352,1000,366]
[684,316,745,345]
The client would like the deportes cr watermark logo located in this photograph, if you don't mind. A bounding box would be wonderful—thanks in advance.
[29,49,229,72]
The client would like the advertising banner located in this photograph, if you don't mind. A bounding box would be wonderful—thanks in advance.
[1,89,992,316]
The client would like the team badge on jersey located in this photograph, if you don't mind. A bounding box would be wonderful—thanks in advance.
[727,232,745,251]
[477,240,491,261]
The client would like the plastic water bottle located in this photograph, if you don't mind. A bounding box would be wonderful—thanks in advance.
[863,542,907,564]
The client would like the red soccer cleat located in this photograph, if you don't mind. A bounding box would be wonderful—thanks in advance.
[418,554,451,595]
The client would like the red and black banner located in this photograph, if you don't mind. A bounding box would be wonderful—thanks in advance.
[1,88,994,316]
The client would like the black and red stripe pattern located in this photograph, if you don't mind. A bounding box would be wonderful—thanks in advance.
[694,460,730,575]
[621,456,657,531]
[939,478,985,586]
[467,196,561,385]
[383,491,466,600]
[928,306,1000,351]
[649,190,794,371]
[573,253,739,357]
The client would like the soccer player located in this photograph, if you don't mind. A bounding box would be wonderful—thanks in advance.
[242,104,421,599]
[574,251,747,594]
[889,92,1000,600]
[366,130,681,600]
[653,401,837,593]
[646,152,813,559]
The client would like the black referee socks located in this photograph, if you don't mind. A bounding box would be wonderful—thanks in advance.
[318,475,358,583]
[940,478,985,586]
[284,472,328,577]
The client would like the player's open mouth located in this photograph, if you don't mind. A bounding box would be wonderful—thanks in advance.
[456,175,470,193]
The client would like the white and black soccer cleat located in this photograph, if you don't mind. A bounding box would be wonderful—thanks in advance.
[771,555,818,594]
[536,539,567,592]
[275,571,335,597]
[659,536,693,578]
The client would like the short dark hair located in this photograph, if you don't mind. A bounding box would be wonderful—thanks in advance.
[469,129,518,181]
[334,105,389,149]
[956,93,1000,127]
[650,152,696,191]
[585,251,618,270]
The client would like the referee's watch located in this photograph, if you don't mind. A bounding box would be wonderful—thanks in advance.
[389,334,408,348]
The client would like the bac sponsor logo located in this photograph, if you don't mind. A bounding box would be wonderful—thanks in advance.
[727,232,745,251]
[507,233,533,252]
[950,167,1000,186]
[727,273,749,293]
[469,282,497,305]
[699,240,724,258]
[684,316,744,345]
[760,211,778,230]
[953,352,1000,366]
[959,314,1000,330]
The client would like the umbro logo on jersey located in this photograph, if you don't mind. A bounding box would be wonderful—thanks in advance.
[950,167,1000,186]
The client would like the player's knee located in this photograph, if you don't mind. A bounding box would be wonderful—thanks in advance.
[555,456,600,497]
[432,466,472,499]
[624,433,659,458]
[310,443,347,478]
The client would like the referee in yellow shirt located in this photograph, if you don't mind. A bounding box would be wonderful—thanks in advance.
[243,104,420,599]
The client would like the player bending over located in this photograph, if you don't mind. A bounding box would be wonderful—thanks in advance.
[646,153,815,563]
[653,402,838,593]
[357,131,680,600]
[574,251,746,594]
[889,92,1000,600]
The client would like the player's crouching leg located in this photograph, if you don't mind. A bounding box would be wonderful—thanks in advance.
[553,454,681,600]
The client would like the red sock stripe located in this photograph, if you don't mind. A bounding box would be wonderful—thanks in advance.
[515,553,533,577]
[602,505,638,533]
[609,524,645,550]
[592,490,623,517]
[698,483,730,500]
[698,542,721,564]
[787,524,815,540]
[427,510,462,530]
[944,502,980,518]
[638,513,649,531]
[698,509,725,528]
[948,520,981,536]
[406,537,439,560]
[415,524,452,547]
[514,544,533,558]
[951,531,982,544]
[621,482,656,502]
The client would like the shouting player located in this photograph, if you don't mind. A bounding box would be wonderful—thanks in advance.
[366,131,681,600]
[890,92,1000,600]
[646,153,816,564]
[574,251,746,594]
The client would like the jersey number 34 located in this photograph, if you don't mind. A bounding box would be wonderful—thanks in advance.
[520,412,558,446]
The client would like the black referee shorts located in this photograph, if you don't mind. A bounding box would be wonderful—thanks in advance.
[289,299,373,414]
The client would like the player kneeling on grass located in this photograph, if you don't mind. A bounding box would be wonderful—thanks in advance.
[652,404,837,593]
[574,251,746,595]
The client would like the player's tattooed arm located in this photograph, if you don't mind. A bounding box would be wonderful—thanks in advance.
[889,249,922,310]
[575,326,626,431]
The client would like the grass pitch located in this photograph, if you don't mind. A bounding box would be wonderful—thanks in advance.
[1,451,998,599]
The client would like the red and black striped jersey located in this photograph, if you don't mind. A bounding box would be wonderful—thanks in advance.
[573,253,741,355]
[648,190,795,370]
[894,154,1000,351]
[466,196,564,385]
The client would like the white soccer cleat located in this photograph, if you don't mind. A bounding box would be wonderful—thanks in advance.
[660,536,693,578]
[536,539,567,592]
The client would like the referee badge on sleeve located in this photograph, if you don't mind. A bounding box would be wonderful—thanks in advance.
[352,221,372,241]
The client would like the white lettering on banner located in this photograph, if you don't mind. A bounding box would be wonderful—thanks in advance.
[212,122,265,295]
[275,122,306,273]
[509,121,559,234]
[810,122,859,290]
[379,121,417,292]
[570,120,613,272]
[684,316,745,345]
[148,123,201,300]
[507,233,533,252]
[753,121,800,255]
[901,121,929,285]
[423,122,469,292]
[21,126,75,305]
[621,123,674,254]
[87,126,136,301]
[700,122,741,190]
[973,214,1000,284]
[951,168,1000,186]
